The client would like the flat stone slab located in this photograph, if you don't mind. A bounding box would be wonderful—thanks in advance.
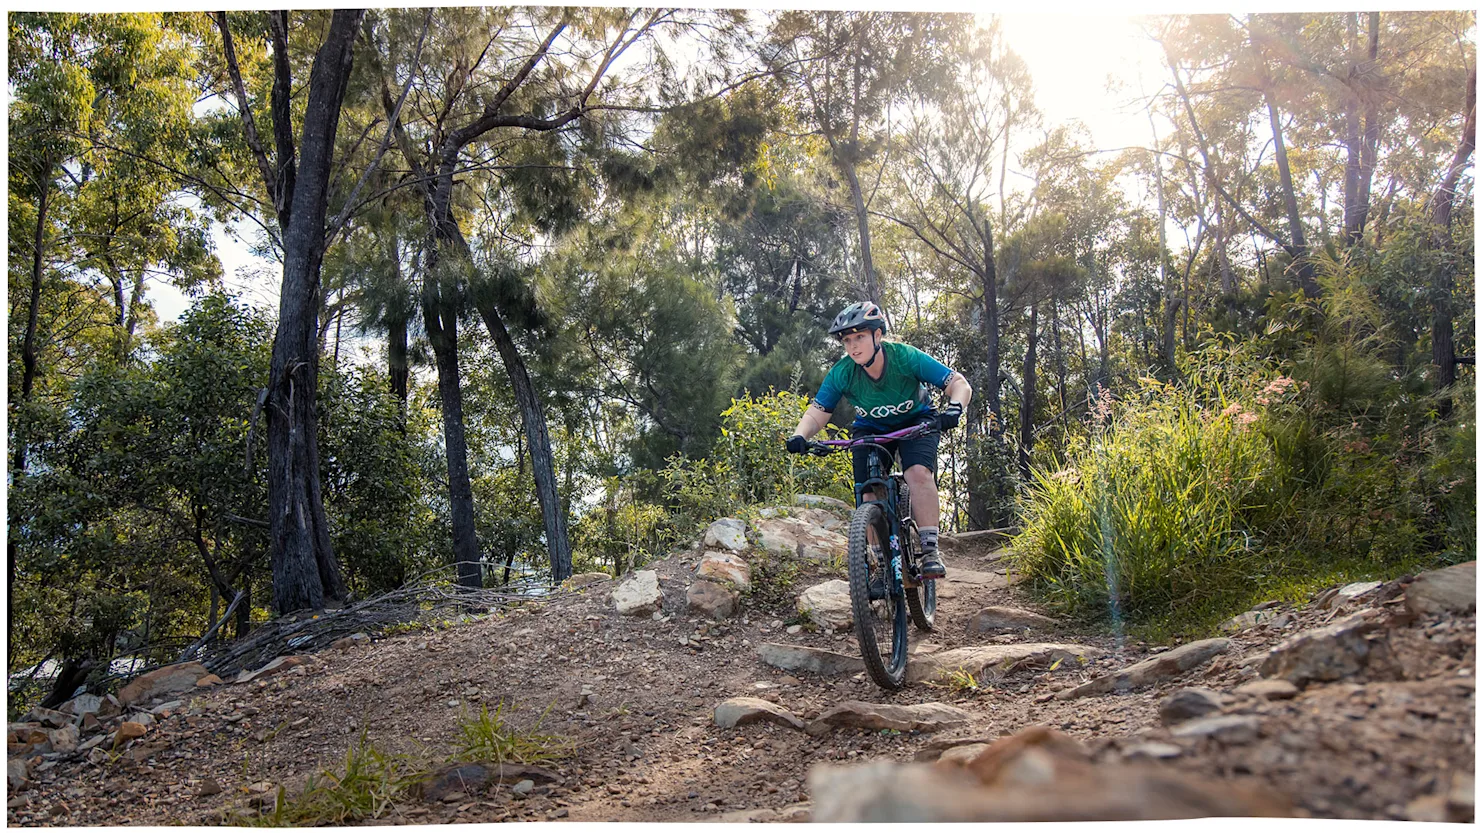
[713,697,805,730]
[966,607,1061,632]
[755,642,865,676]
[809,701,972,734]
[944,568,1010,588]
[907,644,1103,684]
[1058,639,1231,700]
[1234,679,1299,700]
[1169,714,1261,745]
[1406,561,1475,616]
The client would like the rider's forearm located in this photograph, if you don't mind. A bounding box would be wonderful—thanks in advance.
[792,404,832,439]
[945,375,973,407]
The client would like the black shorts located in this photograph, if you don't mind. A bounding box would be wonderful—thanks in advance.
[850,423,940,486]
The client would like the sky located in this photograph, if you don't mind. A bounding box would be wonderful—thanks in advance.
[149,10,1176,325]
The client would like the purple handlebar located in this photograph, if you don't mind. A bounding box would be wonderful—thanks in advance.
[812,421,932,450]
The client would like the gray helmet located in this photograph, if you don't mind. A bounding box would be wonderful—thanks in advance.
[828,301,888,338]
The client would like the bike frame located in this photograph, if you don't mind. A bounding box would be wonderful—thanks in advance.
[811,422,933,595]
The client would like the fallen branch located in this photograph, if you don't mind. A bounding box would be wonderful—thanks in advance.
[178,590,248,663]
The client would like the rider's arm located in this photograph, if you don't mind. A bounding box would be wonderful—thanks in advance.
[791,404,833,440]
[943,373,973,408]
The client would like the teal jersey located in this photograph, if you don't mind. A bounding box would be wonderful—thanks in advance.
[812,341,956,431]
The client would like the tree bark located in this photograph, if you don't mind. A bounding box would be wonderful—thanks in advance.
[966,208,1001,531]
[1431,64,1476,394]
[840,159,880,306]
[421,270,482,590]
[1019,303,1038,480]
[476,299,574,582]
[263,9,363,614]
[1342,13,1362,246]
[1354,13,1381,240]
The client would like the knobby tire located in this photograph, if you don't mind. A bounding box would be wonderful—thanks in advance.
[847,501,907,689]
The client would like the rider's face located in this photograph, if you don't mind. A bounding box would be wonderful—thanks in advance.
[842,330,877,365]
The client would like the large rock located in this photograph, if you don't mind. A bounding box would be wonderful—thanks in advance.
[8,758,29,792]
[755,642,865,676]
[796,580,853,630]
[810,729,1289,821]
[1259,611,1385,686]
[696,551,751,590]
[687,579,739,620]
[966,607,1061,633]
[611,570,663,616]
[713,697,806,730]
[117,661,210,706]
[908,644,1103,685]
[1158,688,1225,727]
[24,706,72,728]
[809,701,972,734]
[60,693,103,718]
[1406,561,1476,616]
[47,724,79,754]
[795,494,851,512]
[1057,639,1231,700]
[703,518,748,552]
[756,518,848,563]
[795,508,845,531]
[1218,608,1284,633]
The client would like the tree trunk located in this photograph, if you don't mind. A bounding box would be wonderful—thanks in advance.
[840,160,879,306]
[422,273,483,590]
[1355,13,1381,240]
[1051,297,1068,414]
[1431,64,1476,395]
[1019,303,1038,480]
[1265,97,1319,298]
[476,299,574,582]
[1342,13,1362,246]
[264,10,362,614]
[966,210,1001,531]
[388,313,408,414]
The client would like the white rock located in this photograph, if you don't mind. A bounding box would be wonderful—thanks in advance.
[796,580,853,630]
[809,701,972,734]
[612,570,663,616]
[703,519,748,552]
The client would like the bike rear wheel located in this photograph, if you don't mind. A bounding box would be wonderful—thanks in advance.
[902,521,937,631]
[847,501,908,689]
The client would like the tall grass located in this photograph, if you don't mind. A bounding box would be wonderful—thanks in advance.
[1014,378,1281,631]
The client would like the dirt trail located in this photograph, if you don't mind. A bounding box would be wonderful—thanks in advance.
[6,523,1474,825]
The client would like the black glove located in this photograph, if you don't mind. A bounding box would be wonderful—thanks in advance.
[936,402,964,432]
[785,434,809,454]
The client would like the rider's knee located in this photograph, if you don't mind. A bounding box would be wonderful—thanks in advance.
[903,465,935,488]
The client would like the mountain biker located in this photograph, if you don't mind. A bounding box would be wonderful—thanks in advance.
[783,301,973,580]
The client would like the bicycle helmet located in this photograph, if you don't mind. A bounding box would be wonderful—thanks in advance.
[828,301,888,338]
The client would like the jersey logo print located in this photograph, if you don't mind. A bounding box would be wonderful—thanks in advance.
[867,399,915,418]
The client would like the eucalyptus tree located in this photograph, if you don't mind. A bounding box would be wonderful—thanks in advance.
[375,7,728,585]
[768,11,969,307]
[208,9,368,612]
[877,20,1037,527]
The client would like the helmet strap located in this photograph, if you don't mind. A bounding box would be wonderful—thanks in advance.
[862,331,883,369]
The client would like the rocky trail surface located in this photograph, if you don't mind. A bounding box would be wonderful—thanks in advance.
[7,497,1475,824]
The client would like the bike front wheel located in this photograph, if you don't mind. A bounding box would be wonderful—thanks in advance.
[903,521,937,631]
[847,501,908,689]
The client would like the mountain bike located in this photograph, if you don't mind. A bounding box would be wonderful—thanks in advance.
[808,421,938,689]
